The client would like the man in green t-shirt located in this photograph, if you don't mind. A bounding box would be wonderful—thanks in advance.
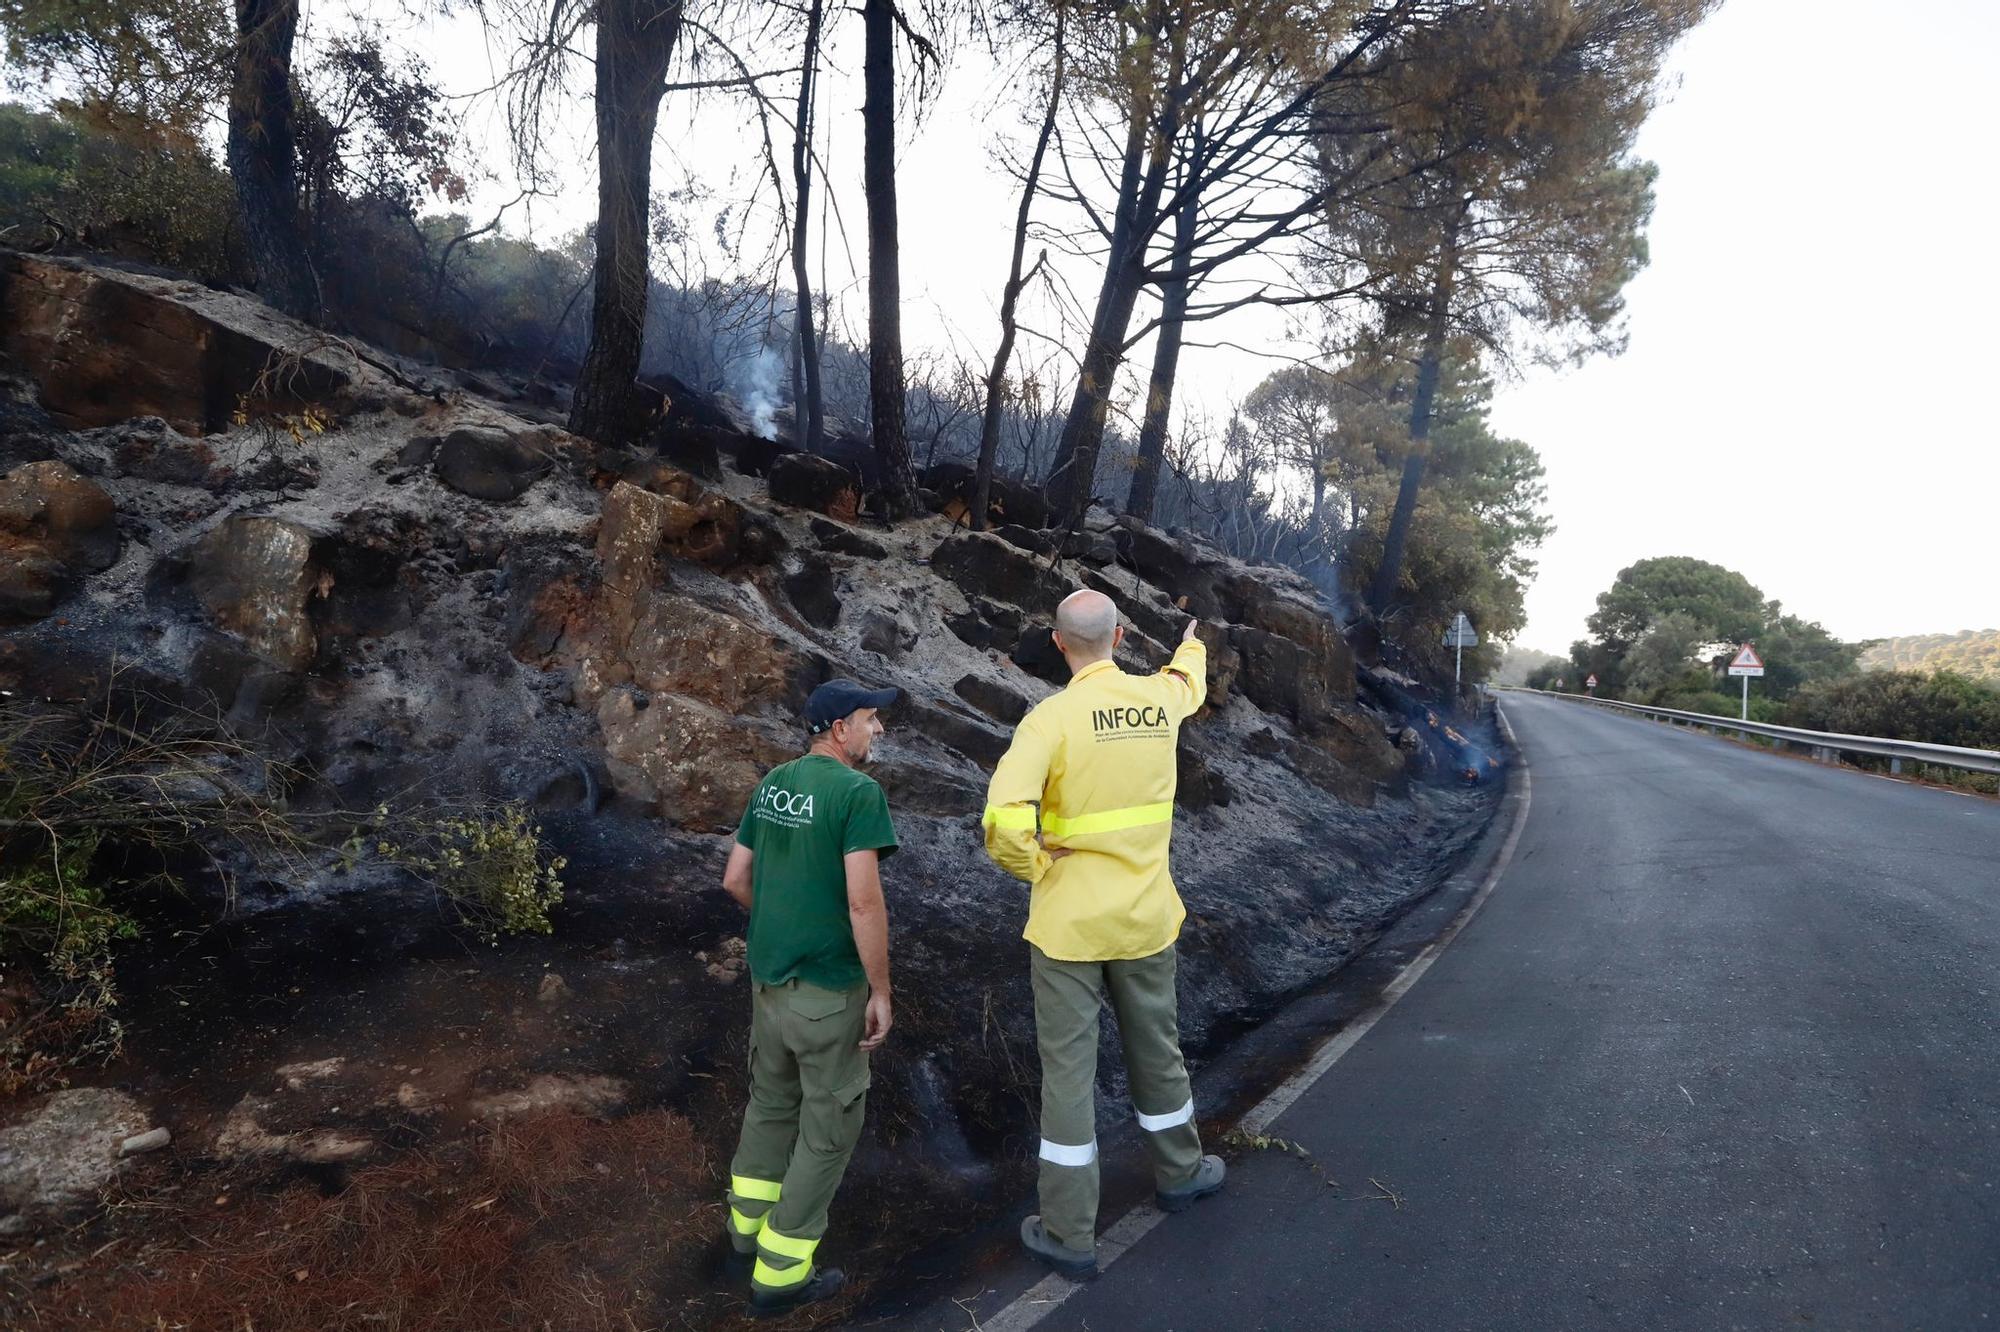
[720,678,899,1317]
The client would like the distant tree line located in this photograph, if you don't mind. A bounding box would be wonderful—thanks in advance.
[1524,558,2000,773]
[1860,630,2000,684]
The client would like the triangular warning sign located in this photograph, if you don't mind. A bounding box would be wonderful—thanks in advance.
[1730,643,1763,669]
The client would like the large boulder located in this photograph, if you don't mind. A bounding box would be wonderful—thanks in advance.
[768,452,862,522]
[1218,572,1341,649]
[945,597,1023,653]
[953,672,1032,725]
[596,480,673,599]
[624,593,820,712]
[1109,520,1225,619]
[0,460,121,569]
[432,424,557,502]
[781,555,842,630]
[931,530,1075,620]
[922,461,1049,530]
[1230,625,1349,734]
[0,253,356,435]
[1078,566,1183,646]
[596,688,791,832]
[809,515,888,560]
[189,516,322,670]
[0,1088,151,1232]
[595,475,747,587]
[0,460,120,622]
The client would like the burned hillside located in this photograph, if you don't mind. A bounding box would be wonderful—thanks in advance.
[0,252,1498,1326]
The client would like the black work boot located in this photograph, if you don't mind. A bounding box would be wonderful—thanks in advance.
[1020,1215,1097,1279]
[720,1229,756,1281]
[749,1266,846,1318]
[1156,1154,1226,1213]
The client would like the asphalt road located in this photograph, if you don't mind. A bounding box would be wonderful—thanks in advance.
[896,693,2000,1332]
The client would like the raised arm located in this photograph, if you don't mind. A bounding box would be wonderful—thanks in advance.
[1160,620,1209,719]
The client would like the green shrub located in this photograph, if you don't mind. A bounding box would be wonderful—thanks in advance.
[1649,690,1783,724]
[367,804,566,942]
[1784,670,2000,751]
[0,698,299,1090]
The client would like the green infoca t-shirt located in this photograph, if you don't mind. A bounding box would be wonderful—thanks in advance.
[735,754,899,990]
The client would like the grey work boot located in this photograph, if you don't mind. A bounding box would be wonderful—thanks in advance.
[749,1266,846,1318]
[1020,1215,1097,1279]
[1156,1154,1226,1213]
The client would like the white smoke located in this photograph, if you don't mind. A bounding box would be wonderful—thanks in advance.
[731,345,786,441]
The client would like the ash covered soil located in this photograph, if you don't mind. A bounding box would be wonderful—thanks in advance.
[0,252,1499,1328]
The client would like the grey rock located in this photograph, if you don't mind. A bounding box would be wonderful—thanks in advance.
[0,1088,149,1228]
[190,515,321,669]
[434,425,553,501]
[118,1127,171,1157]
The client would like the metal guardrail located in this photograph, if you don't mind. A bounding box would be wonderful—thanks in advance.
[1497,689,2000,777]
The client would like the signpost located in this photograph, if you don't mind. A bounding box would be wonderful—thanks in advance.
[1585,673,1598,694]
[1727,643,1766,720]
[1442,612,1478,689]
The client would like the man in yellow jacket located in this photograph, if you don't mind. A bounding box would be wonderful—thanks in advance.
[982,588,1225,1277]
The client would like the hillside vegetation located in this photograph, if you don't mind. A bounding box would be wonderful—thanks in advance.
[1860,630,2000,682]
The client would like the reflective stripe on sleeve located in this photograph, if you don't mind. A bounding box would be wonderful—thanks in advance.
[1134,1097,1194,1132]
[1038,1137,1098,1167]
[982,804,1038,830]
[1040,801,1174,838]
[730,1174,783,1203]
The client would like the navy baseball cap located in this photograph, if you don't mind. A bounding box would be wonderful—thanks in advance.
[806,679,900,734]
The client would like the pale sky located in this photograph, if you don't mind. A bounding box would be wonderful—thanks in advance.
[397,0,1998,651]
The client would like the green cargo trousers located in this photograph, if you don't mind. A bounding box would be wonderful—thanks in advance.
[725,978,872,1295]
[1031,943,1203,1249]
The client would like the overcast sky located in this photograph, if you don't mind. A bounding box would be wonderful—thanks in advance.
[407,0,1998,651]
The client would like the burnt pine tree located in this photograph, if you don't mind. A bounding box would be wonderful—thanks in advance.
[1325,0,1713,614]
[790,0,827,453]
[569,0,684,446]
[1124,145,1198,523]
[973,2,1066,531]
[1040,0,1411,524]
[229,0,319,321]
[861,0,927,516]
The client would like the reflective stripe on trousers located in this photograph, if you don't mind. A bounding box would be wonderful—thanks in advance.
[727,1174,782,1245]
[1038,1137,1098,1168]
[752,1225,820,1290]
[1135,1097,1194,1131]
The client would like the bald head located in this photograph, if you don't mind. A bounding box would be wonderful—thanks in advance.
[1054,589,1121,664]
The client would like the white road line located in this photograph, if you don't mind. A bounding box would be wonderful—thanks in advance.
[971,706,1536,1332]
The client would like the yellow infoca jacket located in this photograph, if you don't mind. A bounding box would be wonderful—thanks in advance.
[982,638,1207,961]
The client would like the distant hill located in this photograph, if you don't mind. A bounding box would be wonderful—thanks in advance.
[1495,644,1564,687]
[1860,630,2000,682]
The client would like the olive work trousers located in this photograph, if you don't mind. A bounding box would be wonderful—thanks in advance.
[1031,943,1204,1249]
[726,978,872,1292]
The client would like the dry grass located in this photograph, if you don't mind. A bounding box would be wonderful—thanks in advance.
[14,1111,716,1332]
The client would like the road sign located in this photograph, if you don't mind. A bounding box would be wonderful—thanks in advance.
[1727,643,1765,678]
[1727,643,1765,721]
[1585,674,1598,691]
[1444,612,1477,690]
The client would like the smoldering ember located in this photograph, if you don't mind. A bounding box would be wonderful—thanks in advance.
[0,251,1502,1325]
